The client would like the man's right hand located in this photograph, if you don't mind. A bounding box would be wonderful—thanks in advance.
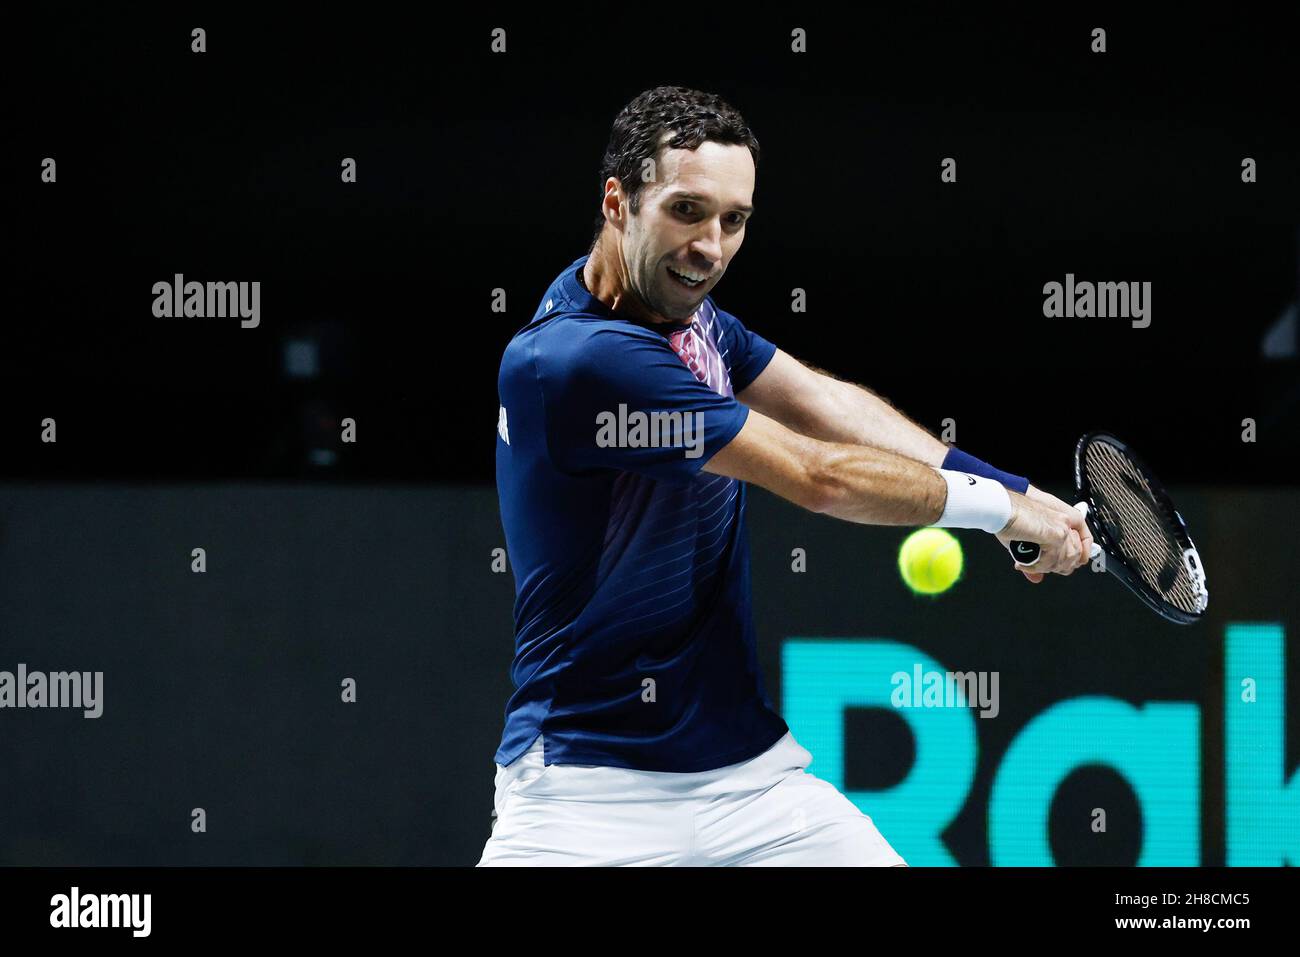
[995,492,1090,581]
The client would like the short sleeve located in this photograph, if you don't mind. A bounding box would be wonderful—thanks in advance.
[709,302,776,394]
[539,324,749,482]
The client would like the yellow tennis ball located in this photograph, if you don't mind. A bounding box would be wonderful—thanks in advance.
[898,527,964,595]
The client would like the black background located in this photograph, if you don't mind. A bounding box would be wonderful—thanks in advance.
[7,9,1299,484]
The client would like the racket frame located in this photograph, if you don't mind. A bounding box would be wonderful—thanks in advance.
[1074,431,1208,624]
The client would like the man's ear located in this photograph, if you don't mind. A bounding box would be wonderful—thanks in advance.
[601,177,626,227]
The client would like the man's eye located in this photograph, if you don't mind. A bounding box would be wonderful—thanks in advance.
[675,202,695,216]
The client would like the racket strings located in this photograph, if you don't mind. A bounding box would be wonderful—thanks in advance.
[1085,441,1201,614]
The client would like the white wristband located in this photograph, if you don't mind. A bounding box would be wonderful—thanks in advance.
[934,469,1013,533]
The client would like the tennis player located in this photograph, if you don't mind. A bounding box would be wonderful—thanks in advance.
[479,86,1091,866]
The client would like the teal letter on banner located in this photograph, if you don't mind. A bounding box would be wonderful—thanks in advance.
[1226,622,1298,865]
[988,696,1199,865]
[782,640,976,866]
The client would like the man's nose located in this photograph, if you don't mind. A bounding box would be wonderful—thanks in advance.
[690,219,723,264]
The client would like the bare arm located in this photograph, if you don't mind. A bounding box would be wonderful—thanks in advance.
[704,406,947,525]
[738,349,947,465]
[735,348,1092,578]
[704,408,1090,575]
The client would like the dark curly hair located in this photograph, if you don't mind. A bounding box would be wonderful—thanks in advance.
[591,86,760,240]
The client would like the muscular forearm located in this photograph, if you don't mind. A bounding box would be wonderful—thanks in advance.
[707,409,1032,544]
[709,409,956,526]
[811,440,950,525]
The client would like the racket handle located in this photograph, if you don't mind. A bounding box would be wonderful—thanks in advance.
[1009,502,1101,567]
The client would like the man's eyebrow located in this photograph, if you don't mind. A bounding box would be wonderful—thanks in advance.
[668,191,755,215]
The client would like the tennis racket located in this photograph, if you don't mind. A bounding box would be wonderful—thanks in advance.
[1009,432,1209,624]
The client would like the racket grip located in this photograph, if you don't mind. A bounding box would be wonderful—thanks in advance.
[1009,502,1100,566]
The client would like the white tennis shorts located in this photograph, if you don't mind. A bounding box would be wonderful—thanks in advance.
[477,731,905,867]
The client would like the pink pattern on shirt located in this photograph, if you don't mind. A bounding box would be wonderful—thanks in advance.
[666,303,732,398]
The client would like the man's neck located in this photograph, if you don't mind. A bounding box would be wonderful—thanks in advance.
[584,241,690,327]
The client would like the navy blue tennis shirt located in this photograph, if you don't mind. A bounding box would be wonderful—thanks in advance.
[493,255,790,772]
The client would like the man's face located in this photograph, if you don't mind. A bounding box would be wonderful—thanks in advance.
[620,140,754,322]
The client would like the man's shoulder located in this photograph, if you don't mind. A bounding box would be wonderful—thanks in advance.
[502,310,667,380]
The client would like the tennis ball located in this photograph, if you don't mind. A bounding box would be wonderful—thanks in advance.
[898,527,964,595]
